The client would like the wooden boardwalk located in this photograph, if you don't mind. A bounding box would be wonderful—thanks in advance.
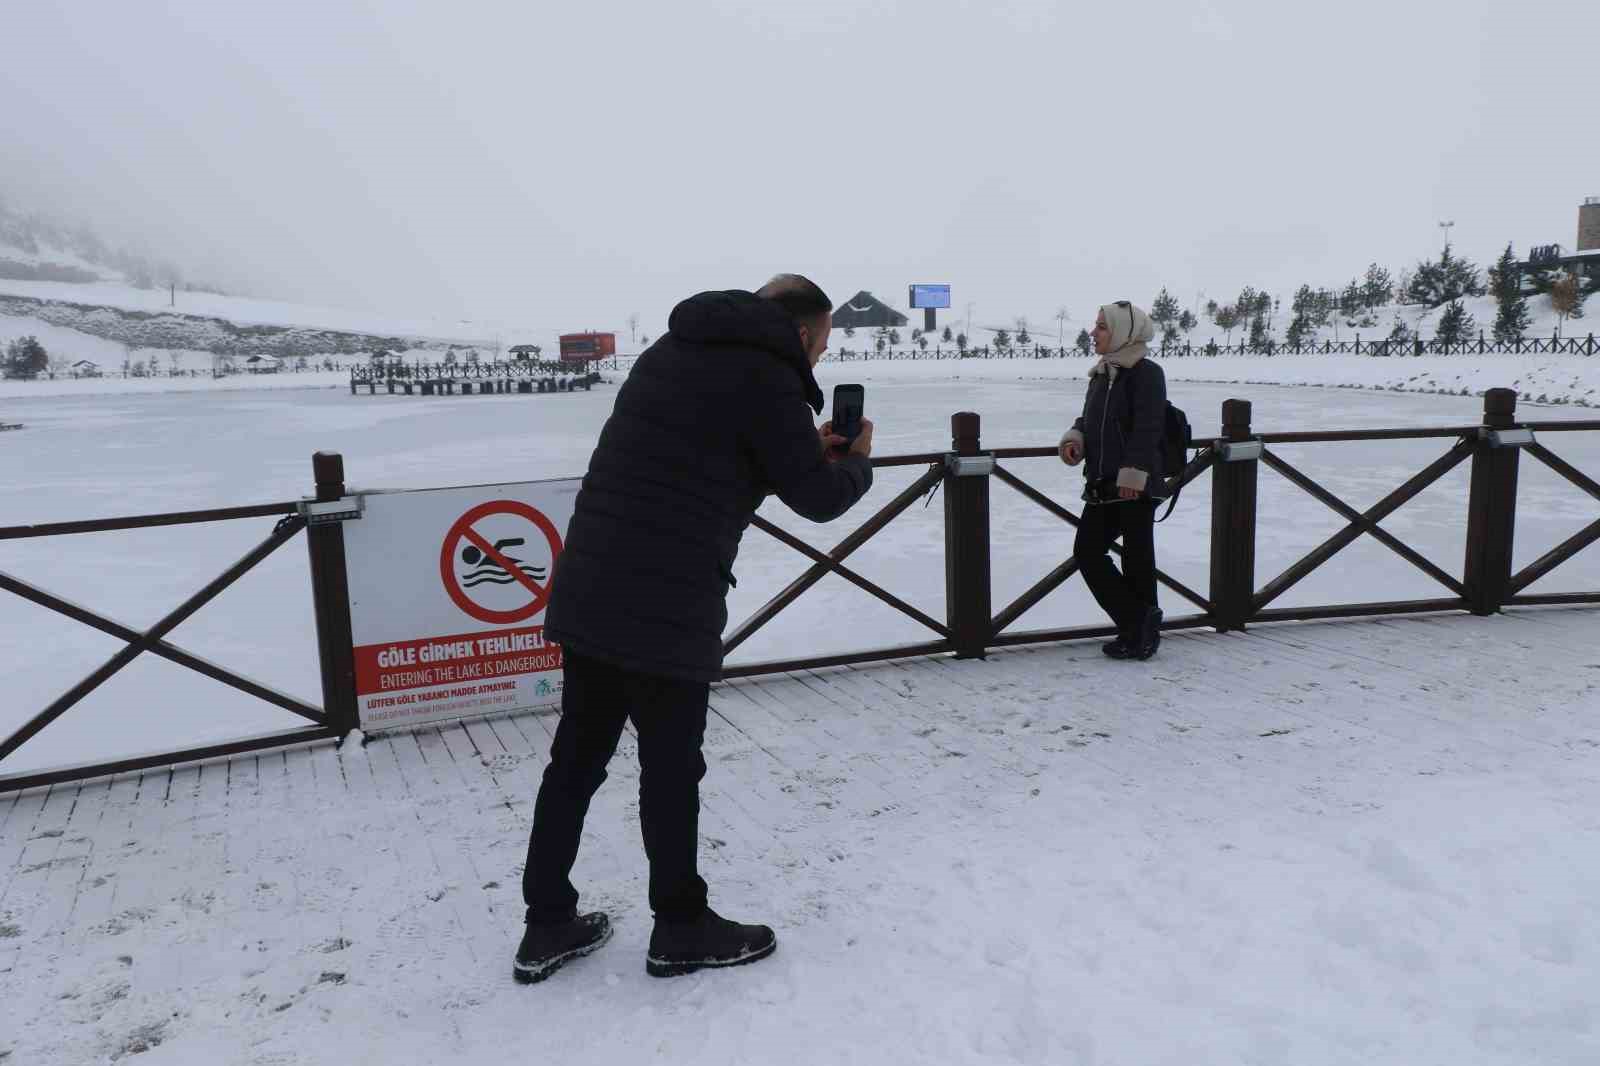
[3,609,1599,1065]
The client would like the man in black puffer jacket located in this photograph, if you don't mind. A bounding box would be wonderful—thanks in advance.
[514,275,874,985]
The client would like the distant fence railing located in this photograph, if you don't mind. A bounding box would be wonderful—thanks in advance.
[819,332,1600,362]
[3,390,1597,793]
[348,359,603,396]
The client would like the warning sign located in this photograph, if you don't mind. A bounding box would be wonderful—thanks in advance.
[438,500,563,625]
[341,479,580,733]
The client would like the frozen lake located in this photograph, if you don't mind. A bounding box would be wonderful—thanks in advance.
[3,379,1598,774]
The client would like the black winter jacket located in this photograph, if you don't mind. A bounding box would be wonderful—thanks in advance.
[544,291,873,682]
[1070,358,1169,497]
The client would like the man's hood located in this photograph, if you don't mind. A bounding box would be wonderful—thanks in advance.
[666,290,825,413]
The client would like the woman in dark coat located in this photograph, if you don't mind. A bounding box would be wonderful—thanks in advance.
[1059,301,1168,660]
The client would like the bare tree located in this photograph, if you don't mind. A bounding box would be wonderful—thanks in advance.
[1551,271,1582,338]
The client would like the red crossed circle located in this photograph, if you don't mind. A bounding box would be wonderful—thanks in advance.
[438,500,563,625]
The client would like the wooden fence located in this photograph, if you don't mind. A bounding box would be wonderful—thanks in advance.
[348,359,602,395]
[820,332,1600,362]
[2,390,1596,792]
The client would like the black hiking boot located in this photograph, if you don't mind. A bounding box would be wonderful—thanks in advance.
[513,912,612,984]
[1134,607,1163,661]
[1101,638,1135,659]
[646,908,776,978]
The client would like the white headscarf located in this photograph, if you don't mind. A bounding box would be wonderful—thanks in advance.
[1092,301,1155,375]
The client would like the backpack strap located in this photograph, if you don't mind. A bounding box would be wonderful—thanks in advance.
[1154,481,1180,523]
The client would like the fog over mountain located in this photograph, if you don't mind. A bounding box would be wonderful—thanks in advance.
[4,0,1597,336]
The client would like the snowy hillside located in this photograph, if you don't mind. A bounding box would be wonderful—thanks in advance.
[0,198,575,366]
[1202,292,1591,350]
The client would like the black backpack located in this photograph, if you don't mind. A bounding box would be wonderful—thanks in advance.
[1123,360,1191,522]
[1154,399,1192,522]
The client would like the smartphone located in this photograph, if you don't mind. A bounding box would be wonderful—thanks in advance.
[831,384,865,451]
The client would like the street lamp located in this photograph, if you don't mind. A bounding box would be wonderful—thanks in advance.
[1438,220,1455,251]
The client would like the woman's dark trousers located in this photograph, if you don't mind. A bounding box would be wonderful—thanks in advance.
[523,650,710,924]
[1074,499,1159,637]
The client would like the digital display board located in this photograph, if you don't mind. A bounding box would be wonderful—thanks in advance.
[909,284,951,309]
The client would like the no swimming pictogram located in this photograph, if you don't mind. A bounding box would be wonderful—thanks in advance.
[438,500,564,624]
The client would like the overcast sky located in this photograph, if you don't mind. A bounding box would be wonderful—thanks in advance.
[4,0,1597,339]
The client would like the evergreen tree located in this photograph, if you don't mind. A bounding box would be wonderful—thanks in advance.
[1178,309,1197,335]
[993,329,1012,352]
[1286,315,1312,347]
[1214,305,1241,344]
[942,325,953,343]
[1074,328,1092,355]
[1360,263,1394,309]
[1340,280,1363,320]
[3,336,48,379]
[1150,288,1181,336]
[916,334,928,351]
[1489,243,1532,344]
[1407,245,1486,307]
[956,332,968,352]
[1287,284,1314,346]
[887,328,901,346]
[1204,298,1219,321]
[1015,324,1031,345]
[1435,300,1475,347]
[1248,313,1268,351]
[1235,286,1258,320]
[1387,311,1413,346]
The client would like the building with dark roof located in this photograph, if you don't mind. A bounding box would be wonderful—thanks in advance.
[831,291,908,329]
[1518,197,1600,289]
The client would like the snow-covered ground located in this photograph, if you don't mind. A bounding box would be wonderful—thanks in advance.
[821,351,1600,408]
[2,375,1598,1065]
[3,607,1599,1066]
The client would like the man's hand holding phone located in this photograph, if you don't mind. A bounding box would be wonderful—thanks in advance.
[826,383,870,462]
[820,418,873,461]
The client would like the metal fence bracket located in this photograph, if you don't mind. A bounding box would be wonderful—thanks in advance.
[1218,439,1264,462]
[945,454,996,477]
[1481,427,1536,449]
[298,496,364,525]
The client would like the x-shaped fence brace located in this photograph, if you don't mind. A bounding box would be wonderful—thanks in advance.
[725,464,947,657]
[1249,439,1477,614]
[1509,443,1600,596]
[1251,440,1477,611]
[987,448,1219,637]
[0,515,321,767]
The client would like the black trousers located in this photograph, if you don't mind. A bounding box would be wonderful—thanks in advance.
[1074,498,1159,637]
[523,650,710,924]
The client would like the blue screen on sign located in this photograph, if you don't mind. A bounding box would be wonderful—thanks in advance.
[909,284,951,309]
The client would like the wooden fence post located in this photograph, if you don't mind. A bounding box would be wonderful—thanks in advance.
[306,452,361,734]
[944,412,991,659]
[1463,388,1520,616]
[1209,399,1258,632]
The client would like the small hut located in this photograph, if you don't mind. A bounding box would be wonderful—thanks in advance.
[831,291,907,329]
